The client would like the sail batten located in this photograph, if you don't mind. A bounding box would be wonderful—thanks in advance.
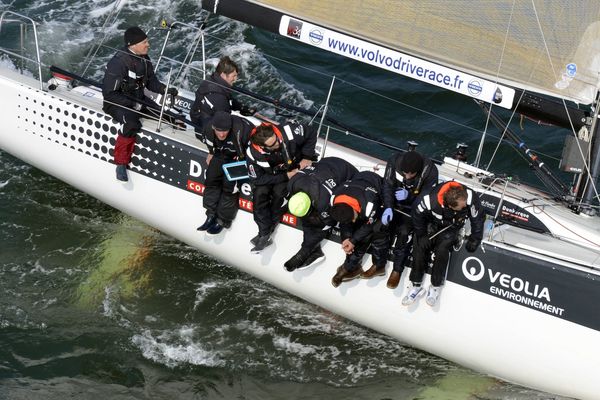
[241,0,600,105]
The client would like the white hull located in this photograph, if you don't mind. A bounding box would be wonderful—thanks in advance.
[1,67,599,399]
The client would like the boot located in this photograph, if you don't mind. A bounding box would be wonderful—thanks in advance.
[206,221,224,235]
[284,248,311,272]
[250,233,260,246]
[116,164,128,181]
[250,234,272,253]
[361,265,386,279]
[387,271,401,289]
[197,216,216,231]
[301,246,325,268]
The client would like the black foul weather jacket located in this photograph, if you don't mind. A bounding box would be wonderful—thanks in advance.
[287,156,358,223]
[412,181,484,241]
[246,123,318,187]
[102,46,165,113]
[333,170,383,245]
[190,72,241,126]
[382,152,438,209]
[202,115,254,161]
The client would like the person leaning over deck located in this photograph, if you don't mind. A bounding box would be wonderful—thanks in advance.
[190,56,254,140]
[195,111,254,235]
[102,26,179,182]
[377,151,438,289]
[329,171,389,288]
[246,121,318,253]
[402,181,484,307]
[284,157,359,271]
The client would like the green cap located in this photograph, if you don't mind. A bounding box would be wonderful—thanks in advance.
[288,192,311,217]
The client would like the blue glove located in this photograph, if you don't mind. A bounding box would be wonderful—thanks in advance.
[382,207,393,225]
[395,188,409,201]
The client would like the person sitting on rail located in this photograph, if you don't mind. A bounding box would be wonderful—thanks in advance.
[102,26,179,182]
[378,150,438,289]
[403,181,484,307]
[245,121,318,253]
[328,171,388,288]
[285,156,358,271]
[196,111,254,234]
[190,56,254,140]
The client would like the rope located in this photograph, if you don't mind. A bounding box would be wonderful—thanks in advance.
[530,0,600,205]
[475,0,516,168]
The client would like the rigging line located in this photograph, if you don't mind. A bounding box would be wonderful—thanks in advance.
[81,0,124,77]
[539,207,600,248]
[476,0,516,168]
[485,86,535,172]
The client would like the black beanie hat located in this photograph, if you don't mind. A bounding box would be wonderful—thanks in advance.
[124,27,147,46]
[399,151,424,173]
[329,204,355,224]
[211,111,232,131]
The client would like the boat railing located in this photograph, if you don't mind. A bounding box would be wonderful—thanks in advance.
[0,11,42,90]
[155,20,208,84]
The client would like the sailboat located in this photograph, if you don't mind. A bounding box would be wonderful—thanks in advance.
[0,1,599,398]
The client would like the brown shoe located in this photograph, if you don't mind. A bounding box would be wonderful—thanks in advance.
[331,265,364,287]
[332,266,347,288]
[344,267,364,281]
[387,271,401,289]
[361,265,386,279]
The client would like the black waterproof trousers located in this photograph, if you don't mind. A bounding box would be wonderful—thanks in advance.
[342,223,390,272]
[252,181,288,236]
[203,157,239,228]
[390,211,413,273]
[409,226,459,287]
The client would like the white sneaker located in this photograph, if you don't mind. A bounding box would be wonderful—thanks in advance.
[426,285,441,306]
[401,285,424,306]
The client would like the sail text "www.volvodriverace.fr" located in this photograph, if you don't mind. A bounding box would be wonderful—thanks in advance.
[326,38,464,90]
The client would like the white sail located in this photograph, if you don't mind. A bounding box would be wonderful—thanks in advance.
[251,0,600,105]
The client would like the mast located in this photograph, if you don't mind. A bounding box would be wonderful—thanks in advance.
[580,93,600,211]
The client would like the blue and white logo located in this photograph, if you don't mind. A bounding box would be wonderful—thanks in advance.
[566,63,577,78]
[467,80,483,96]
[309,29,323,45]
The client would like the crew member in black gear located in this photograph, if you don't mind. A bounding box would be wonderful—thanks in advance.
[246,121,318,253]
[378,151,438,289]
[402,181,484,307]
[190,56,254,140]
[196,111,253,234]
[329,171,388,288]
[284,157,359,271]
[102,26,179,182]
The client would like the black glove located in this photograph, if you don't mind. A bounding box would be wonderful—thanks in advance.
[166,87,178,97]
[465,236,481,252]
[240,105,256,116]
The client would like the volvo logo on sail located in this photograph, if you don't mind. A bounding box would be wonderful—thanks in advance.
[309,29,323,45]
[467,80,483,96]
